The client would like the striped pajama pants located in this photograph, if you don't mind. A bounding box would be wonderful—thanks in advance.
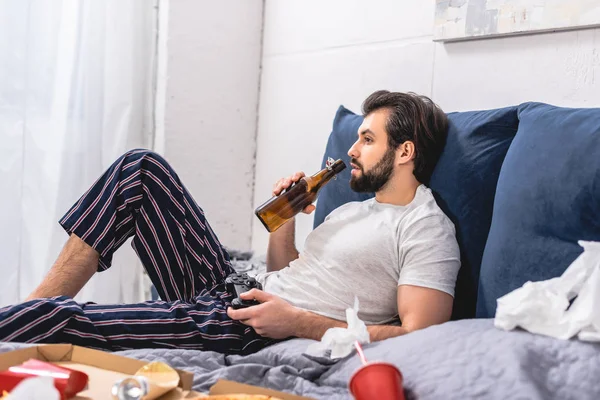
[0,149,272,355]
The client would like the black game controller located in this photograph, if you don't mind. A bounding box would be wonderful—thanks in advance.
[225,273,263,309]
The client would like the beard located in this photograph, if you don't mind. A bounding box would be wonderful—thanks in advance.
[350,147,396,193]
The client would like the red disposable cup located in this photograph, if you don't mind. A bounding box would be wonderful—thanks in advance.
[349,362,405,400]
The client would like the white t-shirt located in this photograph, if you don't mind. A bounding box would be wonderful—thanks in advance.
[255,185,461,325]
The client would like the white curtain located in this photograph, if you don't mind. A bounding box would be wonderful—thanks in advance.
[0,0,157,306]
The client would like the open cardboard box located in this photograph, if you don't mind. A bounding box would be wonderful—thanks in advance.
[0,344,200,399]
[208,380,314,400]
[0,344,316,400]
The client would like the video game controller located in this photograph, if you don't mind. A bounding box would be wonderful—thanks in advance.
[225,273,263,309]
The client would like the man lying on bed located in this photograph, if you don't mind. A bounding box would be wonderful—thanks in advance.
[0,90,460,355]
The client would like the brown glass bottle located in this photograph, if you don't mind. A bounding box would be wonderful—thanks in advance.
[255,159,346,232]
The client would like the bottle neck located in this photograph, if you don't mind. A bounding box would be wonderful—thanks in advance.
[306,163,340,192]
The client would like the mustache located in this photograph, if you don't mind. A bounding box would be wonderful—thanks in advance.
[350,159,363,170]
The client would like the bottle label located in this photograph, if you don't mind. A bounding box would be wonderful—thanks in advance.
[326,157,335,170]
[326,157,338,179]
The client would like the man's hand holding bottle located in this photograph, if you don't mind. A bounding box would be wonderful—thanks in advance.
[272,171,315,215]
[255,160,345,232]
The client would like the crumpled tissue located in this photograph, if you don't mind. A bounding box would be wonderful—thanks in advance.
[495,240,600,341]
[5,376,60,399]
[305,297,370,359]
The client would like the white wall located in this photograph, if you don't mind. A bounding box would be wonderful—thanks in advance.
[158,0,264,251]
[252,0,438,253]
[434,28,600,110]
[251,0,600,253]
[157,1,599,255]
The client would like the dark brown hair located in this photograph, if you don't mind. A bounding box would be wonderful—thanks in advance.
[362,90,449,184]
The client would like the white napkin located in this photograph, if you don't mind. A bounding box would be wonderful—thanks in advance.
[495,240,600,341]
[5,377,60,400]
[305,297,371,359]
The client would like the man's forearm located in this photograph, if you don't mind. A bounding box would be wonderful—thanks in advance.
[367,324,409,342]
[266,219,299,272]
[293,308,347,340]
[293,309,409,342]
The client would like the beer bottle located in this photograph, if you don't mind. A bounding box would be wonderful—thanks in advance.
[255,159,347,232]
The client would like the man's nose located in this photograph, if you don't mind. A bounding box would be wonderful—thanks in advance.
[348,142,359,158]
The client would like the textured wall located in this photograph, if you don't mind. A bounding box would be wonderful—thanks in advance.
[252,0,600,253]
[156,1,599,254]
[433,28,600,110]
[252,0,437,253]
[161,0,264,250]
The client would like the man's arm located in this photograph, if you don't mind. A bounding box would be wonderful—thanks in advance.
[227,285,452,341]
[293,283,453,341]
[265,171,316,273]
[266,218,299,272]
[293,308,409,342]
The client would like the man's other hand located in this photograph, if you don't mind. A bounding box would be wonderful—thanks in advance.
[227,289,299,339]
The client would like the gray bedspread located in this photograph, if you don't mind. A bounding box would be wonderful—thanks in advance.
[1,319,599,399]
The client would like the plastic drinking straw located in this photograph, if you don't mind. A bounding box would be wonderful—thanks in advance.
[354,341,368,366]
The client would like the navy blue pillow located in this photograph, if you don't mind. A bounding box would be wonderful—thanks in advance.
[315,105,521,320]
[429,107,519,320]
[313,106,373,228]
[477,103,600,318]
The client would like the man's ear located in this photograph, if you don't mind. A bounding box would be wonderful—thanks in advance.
[396,141,415,165]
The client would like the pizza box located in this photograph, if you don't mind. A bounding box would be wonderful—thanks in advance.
[207,380,315,400]
[0,344,201,399]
